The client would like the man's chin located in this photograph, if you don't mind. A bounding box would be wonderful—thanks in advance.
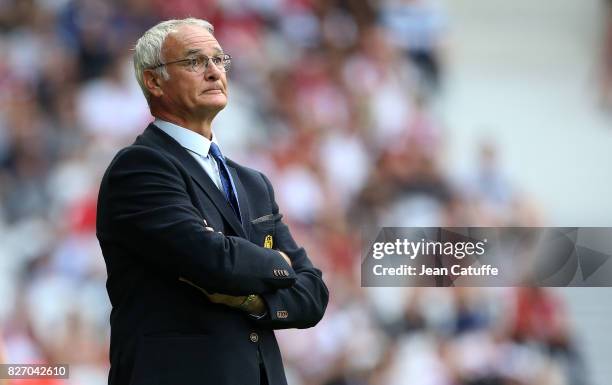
[200,94,227,108]
[197,102,227,116]
[198,97,227,111]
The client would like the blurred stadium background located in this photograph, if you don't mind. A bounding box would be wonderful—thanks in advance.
[0,0,611,384]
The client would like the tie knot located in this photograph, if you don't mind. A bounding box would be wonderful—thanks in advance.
[209,142,224,162]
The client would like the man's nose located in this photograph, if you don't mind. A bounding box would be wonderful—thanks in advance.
[204,62,222,81]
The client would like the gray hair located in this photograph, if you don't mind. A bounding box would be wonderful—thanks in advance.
[133,18,214,100]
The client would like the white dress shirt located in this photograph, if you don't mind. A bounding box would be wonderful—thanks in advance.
[154,118,224,191]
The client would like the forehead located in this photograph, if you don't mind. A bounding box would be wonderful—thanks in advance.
[163,25,223,57]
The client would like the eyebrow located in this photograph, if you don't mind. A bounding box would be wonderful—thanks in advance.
[183,47,224,56]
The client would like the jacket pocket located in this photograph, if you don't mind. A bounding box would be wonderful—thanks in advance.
[129,335,257,385]
[250,213,282,224]
[249,220,276,249]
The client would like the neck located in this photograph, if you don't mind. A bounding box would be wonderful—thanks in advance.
[152,110,214,140]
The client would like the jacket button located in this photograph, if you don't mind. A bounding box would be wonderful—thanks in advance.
[249,332,259,343]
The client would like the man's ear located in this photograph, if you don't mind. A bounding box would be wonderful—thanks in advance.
[143,69,163,98]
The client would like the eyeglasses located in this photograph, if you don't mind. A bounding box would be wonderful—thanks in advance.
[152,54,232,73]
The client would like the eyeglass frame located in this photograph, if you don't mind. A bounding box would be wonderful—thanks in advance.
[150,53,232,73]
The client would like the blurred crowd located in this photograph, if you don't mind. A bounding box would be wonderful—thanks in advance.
[0,0,593,384]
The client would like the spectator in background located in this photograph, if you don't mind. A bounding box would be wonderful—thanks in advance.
[379,0,448,95]
[467,139,515,225]
[75,55,150,144]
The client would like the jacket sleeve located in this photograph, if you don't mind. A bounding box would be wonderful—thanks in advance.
[96,145,295,296]
[253,173,329,329]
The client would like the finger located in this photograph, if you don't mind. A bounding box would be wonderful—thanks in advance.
[279,251,292,267]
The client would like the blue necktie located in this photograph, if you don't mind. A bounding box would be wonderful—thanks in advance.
[209,142,241,221]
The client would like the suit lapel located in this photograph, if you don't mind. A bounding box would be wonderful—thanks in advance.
[139,124,246,238]
[227,165,252,239]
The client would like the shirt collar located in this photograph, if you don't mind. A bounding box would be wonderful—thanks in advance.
[153,118,220,158]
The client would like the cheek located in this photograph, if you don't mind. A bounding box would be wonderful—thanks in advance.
[164,79,189,98]
[174,74,199,92]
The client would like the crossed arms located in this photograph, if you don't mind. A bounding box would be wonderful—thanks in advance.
[97,146,328,329]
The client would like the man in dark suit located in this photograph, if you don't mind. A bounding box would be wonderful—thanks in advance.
[96,18,329,385]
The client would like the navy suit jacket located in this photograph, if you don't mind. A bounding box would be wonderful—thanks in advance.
[96,124,329,385]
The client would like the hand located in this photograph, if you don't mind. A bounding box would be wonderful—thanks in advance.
[205,292,248,308]
[205,218,289,268]
[179,277,265,315]
[205,291,266,316]
[278,251,292,267]
[203,219,220,234]
[243,294,266,317]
